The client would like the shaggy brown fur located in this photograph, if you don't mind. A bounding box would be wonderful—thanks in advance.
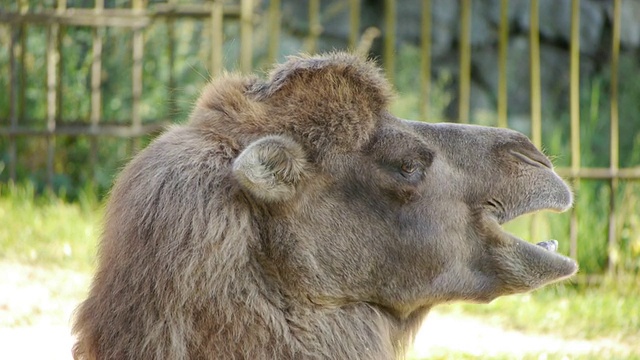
[72,52,577,359]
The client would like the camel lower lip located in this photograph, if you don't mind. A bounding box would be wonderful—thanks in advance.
[508,231,579,275]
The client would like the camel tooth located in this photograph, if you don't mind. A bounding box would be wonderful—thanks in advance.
[536,239,558,252]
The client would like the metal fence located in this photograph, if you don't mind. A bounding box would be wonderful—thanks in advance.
[1,0,639,274]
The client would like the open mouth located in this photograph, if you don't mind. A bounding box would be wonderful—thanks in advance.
[492,205,573,257]
[485,196,572,256]
[494,213,571,257]
[483,199,579,285]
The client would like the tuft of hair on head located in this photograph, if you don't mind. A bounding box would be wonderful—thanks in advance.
[189,52,395,157]
[248,52,394,152]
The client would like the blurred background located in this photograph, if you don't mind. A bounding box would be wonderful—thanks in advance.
[1,0,639,359]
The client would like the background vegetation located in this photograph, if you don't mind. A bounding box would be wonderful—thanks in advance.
[1,180,638,358]
[1,0,639,358]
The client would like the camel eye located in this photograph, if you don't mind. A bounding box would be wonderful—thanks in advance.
[400,161,418,176]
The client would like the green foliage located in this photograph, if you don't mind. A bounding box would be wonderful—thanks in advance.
[2,22,640,275]
[391,44,453,122]
[2,6,638,358]
[0,15,216,198]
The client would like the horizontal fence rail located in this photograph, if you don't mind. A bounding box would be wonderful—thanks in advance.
[0,123,167,137]
[0,4,242,27]
[1,0,639,276]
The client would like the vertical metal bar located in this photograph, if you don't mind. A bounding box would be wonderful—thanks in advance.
[458,0,471,124]
[167,0,176,113]
[8,29,18,182]
[18,0,27,132]
[240,0,253,72]
[569,0,581,261]
[384,0,396,84]
[90,0,104,184]
[529,0,541,147]
[420,0,431,122]
[306,0,320,54]
[497,0,509,128]
[608,0,621,274]
[349,0,360,50]
[56,1,65,137]
[569,188,579,260]
[8,4,24,183]
[45,0,65,189]
[529,0,542,241]
[210,0,223,76]
[131,0,145,151]
[166,0,179,120]
[268,0,281,63]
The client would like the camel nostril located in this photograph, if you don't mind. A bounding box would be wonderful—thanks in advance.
[509,150,552,169]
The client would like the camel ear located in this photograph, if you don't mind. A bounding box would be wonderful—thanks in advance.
[233,135,308,202]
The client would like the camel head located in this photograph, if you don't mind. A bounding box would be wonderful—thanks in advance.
[72,52,579,360]
[229,53,578,318]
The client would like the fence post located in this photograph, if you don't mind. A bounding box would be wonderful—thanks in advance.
[569,0,581,261]
[131,0,146,152]
[268,0,281,64]
[45,0,66,189]
[90,0,104,185]
[383,0,396,85]
[210,0,224,76]
[8,1,29,183]
[529,0,543,242]
[306,0,321,54]
[458,0,471,124]
[420,0,431,122]
[529,0,541,148]
[167,0,177,115]
[497,0,509,128]
[349,0,361,50]
[240,0,253,72]
[608,0,621,274]
[8,27,16,182]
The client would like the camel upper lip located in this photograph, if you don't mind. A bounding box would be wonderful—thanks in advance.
[486,184,571,225]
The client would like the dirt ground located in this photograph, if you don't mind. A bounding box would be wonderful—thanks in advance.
[0,261,633,359]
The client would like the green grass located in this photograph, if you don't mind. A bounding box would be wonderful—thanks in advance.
[436,281,640,342]
[1,183,638,358]
[415,351,640,360]
[0,182,101,272]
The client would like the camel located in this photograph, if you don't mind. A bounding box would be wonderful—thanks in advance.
[72,52,578,359]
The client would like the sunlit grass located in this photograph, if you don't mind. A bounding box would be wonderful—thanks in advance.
[0,182,101,273]
[1,182,638,358]
[413,351,640,360]
[435,281,640,343]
